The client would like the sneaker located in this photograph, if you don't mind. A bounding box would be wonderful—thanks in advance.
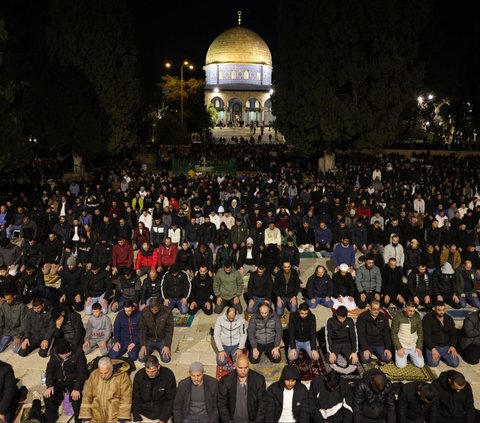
[18,385,28,402]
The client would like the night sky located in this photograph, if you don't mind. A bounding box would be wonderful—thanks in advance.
[131,1,277,85]
[131,0,480,103]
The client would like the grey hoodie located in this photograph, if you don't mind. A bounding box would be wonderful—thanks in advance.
[84,314,112,342]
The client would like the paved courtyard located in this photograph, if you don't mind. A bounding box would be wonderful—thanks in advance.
[3,256,480,421]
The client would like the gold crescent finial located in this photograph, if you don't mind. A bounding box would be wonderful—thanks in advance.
[238,11,242,26]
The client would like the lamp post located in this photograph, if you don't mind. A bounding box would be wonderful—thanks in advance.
[165,61,194,125]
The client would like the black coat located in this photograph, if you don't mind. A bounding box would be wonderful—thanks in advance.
[264,380,310,423]
[353,369,396,423]
[356,310,392,351]
[132,366,176,422]
[432,370,475,423]
[0,360,17,416]
[309,374,353,423]
[397,381,439,423]
[45,348,87,392]
[174,375,219,423]
[218,369,266,423]
[422,311,457,350]
[53,307,85,347]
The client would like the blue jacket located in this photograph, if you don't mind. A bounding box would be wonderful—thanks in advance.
[112,307,141,346]
[333,243,356,268]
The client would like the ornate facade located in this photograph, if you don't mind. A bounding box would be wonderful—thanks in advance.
[203,14,274,126]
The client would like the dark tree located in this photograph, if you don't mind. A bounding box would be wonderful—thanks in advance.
[273,0,428,155]
[45,0,142,153]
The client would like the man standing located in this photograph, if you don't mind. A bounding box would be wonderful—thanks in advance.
[432,370,475,423]
[174,362,219,423]
[288,302,320,362]
[132,355,176,423]
[264,365,310,423]
[325,306,358,372]
[79,356,132,423]
[138,297,174,363]
[391,301,424,368]
[213,262,244,314]
[422,301,459,368]
[43,339,87,423]
[218,354,266,423]
[355,254,382,309]
[356,299,392,364]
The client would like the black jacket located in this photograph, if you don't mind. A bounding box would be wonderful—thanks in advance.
[273,269,301,299]
[140,305,174,347]
[0,360,17,416]
[24,308,54,342]
[60,266,84,297]
[356,310,392,350]
[407,269,432,298]
[332,271,355,298]
[218,369,266,423]
[288,310,317,349]
[381,265,406,298]
[194,248,214,272]
[326,316,358,355]
[397,381,439,423]
[45,348,87,392]
[82,269,112,298]
[422,311,457,350]
[53,307,85,347]
[132,366,176,422]
[238,246,261,267]
[42,238,63,264]
[432,370,475,423]
[431,270,457,297]
[140,275,162,305]
[161,270,191,299]
[247,271,273,299]
[189,274,215,302]
[353,369,396,423]
[176,247,194,271]
[264,366,310,423]
[91,241,113,268]
[309,374,353,423]
[174,375,219,423]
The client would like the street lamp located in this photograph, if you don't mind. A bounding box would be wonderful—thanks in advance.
[165,61,194,125]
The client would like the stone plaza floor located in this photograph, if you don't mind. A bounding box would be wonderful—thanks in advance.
[3,256,480,421]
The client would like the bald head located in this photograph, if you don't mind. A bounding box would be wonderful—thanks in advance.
[235,354,250,381]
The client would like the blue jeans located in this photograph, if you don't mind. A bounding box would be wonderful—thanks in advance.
[217,343,240,366]
[360,345,392,363]
[138,340,171,363]
[426,345,460,368]
[288,340,313,360]
[85,292,107,314]
[109,342,140,361]
[0,336,21,353]
[247,296,270,313]
[306,297,334,309]
[167,298,189,314]
[395,347,425,368]
[459,293,480,309]
[276,297,298,316]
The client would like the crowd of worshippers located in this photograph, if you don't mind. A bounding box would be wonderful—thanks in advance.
[1,347,477,423]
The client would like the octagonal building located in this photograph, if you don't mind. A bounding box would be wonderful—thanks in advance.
[204,14,274,127]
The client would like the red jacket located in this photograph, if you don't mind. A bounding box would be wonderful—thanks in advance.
[112,243,133,268]
[158,244,178,268]
[135,247,159,270]
[133,227,150,245]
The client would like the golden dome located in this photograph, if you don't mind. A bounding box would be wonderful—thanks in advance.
[206,26,272,66]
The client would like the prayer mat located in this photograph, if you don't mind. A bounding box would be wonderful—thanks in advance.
[287,350,324,381]
[244,310,290,328]
[362,361,437,383]
[250,350,286,383]
[173,314,194,327]
[216,360,236,380]
[446,309,471,320]
[299,252,318,259]
[317,347,364,381]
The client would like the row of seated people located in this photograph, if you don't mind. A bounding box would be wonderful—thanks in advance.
[2,346,476,423]
[1,306,477,423]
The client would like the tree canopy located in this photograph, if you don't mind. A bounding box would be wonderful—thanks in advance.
[273,0,429,154]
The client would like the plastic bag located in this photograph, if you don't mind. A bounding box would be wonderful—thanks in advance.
[61,391,74,417]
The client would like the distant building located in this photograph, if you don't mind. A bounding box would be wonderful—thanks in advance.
[204,12,274,127]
